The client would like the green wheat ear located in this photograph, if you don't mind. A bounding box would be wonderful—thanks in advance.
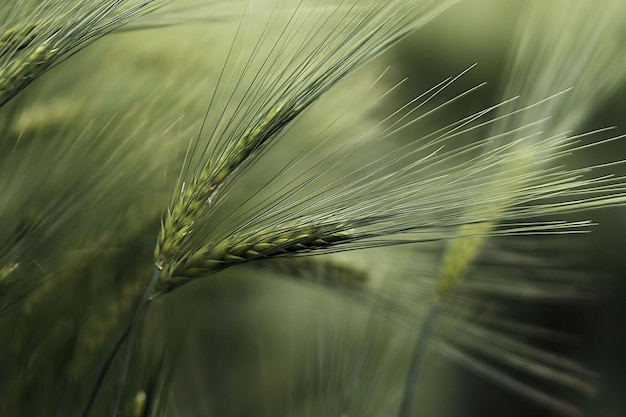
[0,0,207,107]
[152,0,459,297]
[154,99,300,277]
[407,3,626,414]
[154,223,354,297]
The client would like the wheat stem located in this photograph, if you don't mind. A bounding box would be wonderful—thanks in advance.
[398,303,441,417]
[81,268,159,417]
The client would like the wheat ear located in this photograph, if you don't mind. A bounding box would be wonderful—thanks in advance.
[436,0,626,296]
[424,5,626,406]
[0,0,167,106]
[154,101,299,272]
[0,39,57,102]
[153,0,459,296]
[155,223,354,297]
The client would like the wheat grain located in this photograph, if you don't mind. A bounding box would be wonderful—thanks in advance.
[0,22,40,52]
[130,391,147,417]
[0,261,18,280]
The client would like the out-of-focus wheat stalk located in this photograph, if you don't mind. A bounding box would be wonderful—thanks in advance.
[400,2,626,414]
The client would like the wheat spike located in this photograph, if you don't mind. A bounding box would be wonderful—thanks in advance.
[155,102,296,272]
[0,39,57,97]
[153,0,459,295]
[154,223,353,297]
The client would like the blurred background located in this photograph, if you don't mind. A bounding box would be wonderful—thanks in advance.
[388,1,626,416]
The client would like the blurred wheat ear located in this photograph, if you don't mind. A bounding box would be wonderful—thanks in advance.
[0,0,235,108]
[0,1,162,106]
[437,0,626,295]
[403,1,626,415]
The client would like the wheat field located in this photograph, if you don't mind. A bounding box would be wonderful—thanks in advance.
[1,1,625,416]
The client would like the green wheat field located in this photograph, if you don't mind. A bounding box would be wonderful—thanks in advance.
[1,1,625,416]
